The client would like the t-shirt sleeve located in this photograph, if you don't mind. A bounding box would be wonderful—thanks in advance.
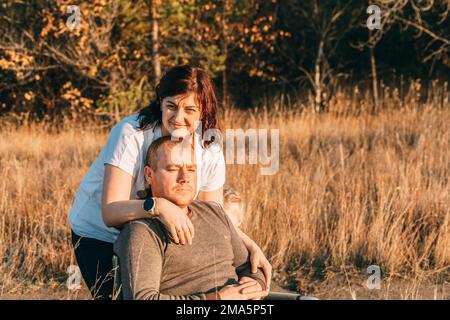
[102,121,140,178]
[200,145,226,192]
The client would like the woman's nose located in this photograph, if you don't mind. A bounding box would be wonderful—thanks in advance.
[174,109,186,123]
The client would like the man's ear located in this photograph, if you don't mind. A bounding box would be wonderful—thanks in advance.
[144,165,153,185]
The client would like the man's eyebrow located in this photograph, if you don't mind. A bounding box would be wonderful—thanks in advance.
[165,163,196,168]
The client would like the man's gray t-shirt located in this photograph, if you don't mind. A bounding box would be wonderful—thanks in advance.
[114,200,266,300]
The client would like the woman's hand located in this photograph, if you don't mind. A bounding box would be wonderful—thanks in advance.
[208,282,267,300]
[248,244,272,291]
[154,197,195,245]
[239,277,267,300]
[233,227,273,291]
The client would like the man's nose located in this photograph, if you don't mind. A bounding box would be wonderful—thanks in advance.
[178,167,190,183]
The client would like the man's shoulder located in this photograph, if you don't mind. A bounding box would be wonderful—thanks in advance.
[190,200,229,225]
[191,200,224,211]
[124,218,169,243]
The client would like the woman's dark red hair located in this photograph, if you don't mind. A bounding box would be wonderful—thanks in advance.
[137,65,220,146]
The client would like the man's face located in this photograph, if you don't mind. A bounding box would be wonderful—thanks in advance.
[145,143,197,207]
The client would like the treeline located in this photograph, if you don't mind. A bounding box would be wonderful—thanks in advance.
[0,0,449,122]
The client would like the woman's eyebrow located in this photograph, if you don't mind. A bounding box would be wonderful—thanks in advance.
[166,101,198,109]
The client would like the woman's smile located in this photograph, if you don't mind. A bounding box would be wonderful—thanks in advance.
[170,122,188,129]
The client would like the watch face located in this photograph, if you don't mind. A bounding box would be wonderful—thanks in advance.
[143,197,154,212]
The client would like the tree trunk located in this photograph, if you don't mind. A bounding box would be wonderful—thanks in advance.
[149,0,161,84]
[222,64,228,107]
[221,0,230,107]
[314,38,324,112]
[370,46,379,114]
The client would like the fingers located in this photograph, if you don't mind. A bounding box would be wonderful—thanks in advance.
[162,217,194,245]
[244,290,268,300]
[249,250,272,291]
[240,283,260,294]
[176,224,187,245]
[169,226,180,244]
[250,254,259,274]
[262,263,272,291]
[239,277,255,284]
[179,215,194,245]
[181,223,192,245]
[237,281,258,290]
[187,218,195,239]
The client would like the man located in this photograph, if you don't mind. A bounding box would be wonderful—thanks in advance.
[114,136,268,300]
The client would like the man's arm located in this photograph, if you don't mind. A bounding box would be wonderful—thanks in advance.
[222,211,267,291]
[114,220,208,300]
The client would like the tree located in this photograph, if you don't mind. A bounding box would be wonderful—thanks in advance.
[148,0,161,83]
[275,0,364,112]
[354,0,450,113]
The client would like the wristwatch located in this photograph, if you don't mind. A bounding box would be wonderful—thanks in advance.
[143,197,158,218]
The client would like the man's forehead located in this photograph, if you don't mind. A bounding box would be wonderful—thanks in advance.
[158,143,196,165]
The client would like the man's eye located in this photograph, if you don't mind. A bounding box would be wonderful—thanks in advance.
[188,168,196,172]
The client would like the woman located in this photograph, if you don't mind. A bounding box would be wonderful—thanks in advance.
[69,65,272,300]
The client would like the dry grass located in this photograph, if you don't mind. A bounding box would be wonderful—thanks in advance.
[0,83,449,297]
[226,106,450,275]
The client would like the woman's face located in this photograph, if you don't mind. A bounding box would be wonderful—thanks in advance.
[161,93,201,135]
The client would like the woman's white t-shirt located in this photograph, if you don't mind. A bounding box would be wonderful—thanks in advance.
[69,114,226,243]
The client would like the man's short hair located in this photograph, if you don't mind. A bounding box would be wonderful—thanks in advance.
[146,136,194,170]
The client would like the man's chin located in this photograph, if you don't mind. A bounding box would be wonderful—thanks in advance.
[165,194,194,207]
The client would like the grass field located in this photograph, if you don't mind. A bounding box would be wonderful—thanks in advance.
[0,86,449,299]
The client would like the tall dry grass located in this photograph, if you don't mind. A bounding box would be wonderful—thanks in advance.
[0,81,449,291]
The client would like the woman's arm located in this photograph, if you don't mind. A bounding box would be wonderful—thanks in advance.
[101,164,146,226]
[196,187,224,206]
[197,188,272,290]
[101,164,195,244]
[233,226,272,290]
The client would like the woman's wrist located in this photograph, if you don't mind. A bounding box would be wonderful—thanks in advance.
[153,197,166,216]
[236,227,258,251]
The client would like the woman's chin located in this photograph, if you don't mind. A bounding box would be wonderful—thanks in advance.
[170,127,193,139]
